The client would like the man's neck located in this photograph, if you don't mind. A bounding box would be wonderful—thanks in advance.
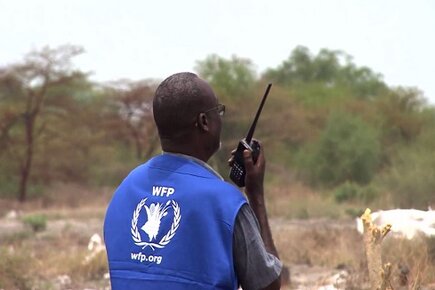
[162,152,224,180]
[160,141,209,163]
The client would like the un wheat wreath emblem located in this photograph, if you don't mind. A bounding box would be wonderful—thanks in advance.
[131,198,181,250]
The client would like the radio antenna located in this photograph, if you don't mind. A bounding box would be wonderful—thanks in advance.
[245,83,272,143]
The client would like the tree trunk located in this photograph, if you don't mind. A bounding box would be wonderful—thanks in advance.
[18,115,34,202]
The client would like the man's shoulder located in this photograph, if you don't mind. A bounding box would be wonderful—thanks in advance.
[206,179,247,208]
[216,180,244,196]
[145,154,219,179]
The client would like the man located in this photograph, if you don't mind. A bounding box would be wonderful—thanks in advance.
[104,72,282,290]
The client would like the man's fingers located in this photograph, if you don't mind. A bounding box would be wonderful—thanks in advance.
[243,150,254,169]
[228,149,237,166]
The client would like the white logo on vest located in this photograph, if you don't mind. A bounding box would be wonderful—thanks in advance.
[131,198,181,250]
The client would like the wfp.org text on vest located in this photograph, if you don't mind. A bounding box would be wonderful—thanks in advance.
[131,252,163,264]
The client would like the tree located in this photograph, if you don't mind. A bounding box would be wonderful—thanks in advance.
[195,54,257,100]
[263,46,317,84]
[263,46,386,99]
[105,80,159,161]
[0,45,85,202]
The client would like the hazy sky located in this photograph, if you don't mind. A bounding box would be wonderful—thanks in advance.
[1,0,434,103]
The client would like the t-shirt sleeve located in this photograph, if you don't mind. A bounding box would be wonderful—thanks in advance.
[233,204,282,290]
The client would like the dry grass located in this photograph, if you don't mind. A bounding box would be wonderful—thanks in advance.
[265,180,365,220]
[0,248,33,290]
[382,235,435,287]
[271,217,369,287]
[268,187,342,219]
[0,221,110,289]
[0,182,113,217]
[0,183,111,289]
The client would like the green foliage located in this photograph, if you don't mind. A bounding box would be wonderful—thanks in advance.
[297,111,380,187]
[22,214,47,232]
[344,207,366,218]
[376,87,426,146]
[264,46,340,84]
[195,54,257,100]
[0,162,19,198]
[264,46,386,99]
[290,82,351,109]
[378,127,435,208]
[333,181,379,203]
[334,182,359,202]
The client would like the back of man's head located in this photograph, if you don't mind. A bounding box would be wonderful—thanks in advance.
[153,72,210,139]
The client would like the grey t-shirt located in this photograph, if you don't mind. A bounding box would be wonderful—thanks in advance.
[233,204,282,290]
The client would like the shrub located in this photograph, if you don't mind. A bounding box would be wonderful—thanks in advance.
[379,128,435,208]
[22,214,47,232]
[297,111,380,187]
[334,182,380,203]
[334,181,359,202]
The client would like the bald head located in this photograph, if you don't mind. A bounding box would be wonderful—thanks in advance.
[153,72,217,139]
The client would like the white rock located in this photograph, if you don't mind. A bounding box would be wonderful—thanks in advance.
[5,210,19,219]
[356,209,435,239]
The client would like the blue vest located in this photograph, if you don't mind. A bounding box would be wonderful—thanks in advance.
[104,154,247,290]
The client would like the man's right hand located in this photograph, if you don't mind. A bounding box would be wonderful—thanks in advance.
[242,141,266,199]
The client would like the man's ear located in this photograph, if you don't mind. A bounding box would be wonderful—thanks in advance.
[196,113,210,132]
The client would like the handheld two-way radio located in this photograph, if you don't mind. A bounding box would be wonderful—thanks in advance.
[229,83,272,187]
